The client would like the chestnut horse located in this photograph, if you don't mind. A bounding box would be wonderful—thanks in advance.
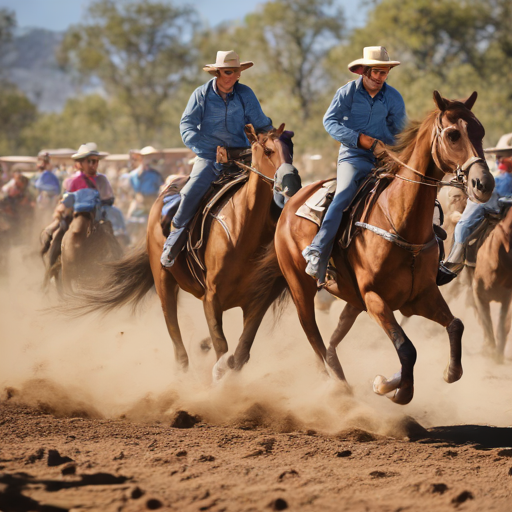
[73,124,290,378]
[473,204,512,362]
[275,91,495,405]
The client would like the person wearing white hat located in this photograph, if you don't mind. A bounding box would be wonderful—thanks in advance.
[438,133,512,284]
[160,50,274,268]
[126,146,164,218]
[41,142,124,253]
[302,46,406,283]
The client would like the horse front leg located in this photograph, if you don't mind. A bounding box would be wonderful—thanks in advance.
[365,291,417,405]
[404,285,463,383]
[472,285,496,357]
[326,302,362,381]
[203,290,229,381]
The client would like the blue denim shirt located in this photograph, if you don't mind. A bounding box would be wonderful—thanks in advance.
[323,77,406,162]
[494,172,512,197]
[129,167,164,196]
[180,78,273,161]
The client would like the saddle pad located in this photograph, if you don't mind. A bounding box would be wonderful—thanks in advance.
[295,179,337,226]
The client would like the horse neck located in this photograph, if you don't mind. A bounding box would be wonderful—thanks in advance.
[382,129,438,244]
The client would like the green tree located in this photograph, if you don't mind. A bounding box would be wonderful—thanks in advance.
[58,0,198,145]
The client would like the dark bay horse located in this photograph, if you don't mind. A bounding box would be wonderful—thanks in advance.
[274,91,495,405]
[473,205,512,362]
[74,124,290,378]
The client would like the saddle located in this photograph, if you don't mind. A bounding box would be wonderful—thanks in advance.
[160,165,250,288]
[295,169,393,249]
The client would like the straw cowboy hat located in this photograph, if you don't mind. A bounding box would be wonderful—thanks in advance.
[484,133,512,157]
[203,50,253,75]
[140,146,160,156]
[71,142,108,160]
[348,46,400,75]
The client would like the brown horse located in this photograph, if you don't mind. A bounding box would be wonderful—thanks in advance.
[472,204,512,362]
[274,91,495,405]
[73,124,291,378]
[45,213,123,293]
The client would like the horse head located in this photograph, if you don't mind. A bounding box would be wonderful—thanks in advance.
[432,91,494,203]
[244,123,294,180]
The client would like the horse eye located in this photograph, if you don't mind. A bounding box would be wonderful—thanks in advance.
[448,130,461,142]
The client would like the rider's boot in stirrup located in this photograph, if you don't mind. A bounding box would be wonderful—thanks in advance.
[436,242,464,286]
[160,222,188,268]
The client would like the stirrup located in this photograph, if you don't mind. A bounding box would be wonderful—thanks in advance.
[436,264,458,286]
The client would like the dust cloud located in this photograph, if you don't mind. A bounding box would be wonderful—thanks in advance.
[1,246,511,435]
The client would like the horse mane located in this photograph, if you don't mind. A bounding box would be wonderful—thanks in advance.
[379,110,439,174]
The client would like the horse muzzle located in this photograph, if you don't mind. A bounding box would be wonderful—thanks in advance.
[465,159,495,204]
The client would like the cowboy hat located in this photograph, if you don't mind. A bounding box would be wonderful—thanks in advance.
[140,146,160,156]
[71,142,107,160]
[203,50,253,75]
[484,133,512,156]
[348,46,400,75]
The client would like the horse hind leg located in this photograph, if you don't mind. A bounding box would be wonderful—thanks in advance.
[229,279,286,372]
[473,286,496,357]
[159,270,189,370]
[365,291,417,405]
[496,294,512,363]
[326,302,361,382]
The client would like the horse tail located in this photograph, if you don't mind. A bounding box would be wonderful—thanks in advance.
[61,242,154,317]
[252,240,290,320]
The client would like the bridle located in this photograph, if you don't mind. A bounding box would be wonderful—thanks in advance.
[233,135,279,185]
[381,112,487,194]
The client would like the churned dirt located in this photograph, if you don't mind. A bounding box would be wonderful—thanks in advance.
[1,248,512,511]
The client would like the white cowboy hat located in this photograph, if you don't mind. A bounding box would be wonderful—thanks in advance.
[348,46,400,75]
[203,50,253,75]
[484,133,512,156]
[71,142,108,160]
[140,146,160,156]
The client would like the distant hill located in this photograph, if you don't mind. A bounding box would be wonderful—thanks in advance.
[0,27,77,112]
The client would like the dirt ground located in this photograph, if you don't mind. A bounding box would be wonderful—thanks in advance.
[1,248,512,511]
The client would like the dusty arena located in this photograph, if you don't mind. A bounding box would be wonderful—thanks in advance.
[0,247,511,512]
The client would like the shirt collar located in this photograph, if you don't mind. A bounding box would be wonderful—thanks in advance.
[212,78,235,98]
[355,76,387,100]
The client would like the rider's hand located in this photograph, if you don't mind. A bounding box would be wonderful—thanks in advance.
[358,133,376,150]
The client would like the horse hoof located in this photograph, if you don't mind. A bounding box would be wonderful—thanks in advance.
[389,385,414,405]
[443,364,462,383]
[373,372,401,396]
[212,353,230,382]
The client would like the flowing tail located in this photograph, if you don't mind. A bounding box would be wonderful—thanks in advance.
[59,242,154,317]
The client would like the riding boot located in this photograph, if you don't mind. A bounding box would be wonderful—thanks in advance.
[436,242,465,286]
[160,222,189,268]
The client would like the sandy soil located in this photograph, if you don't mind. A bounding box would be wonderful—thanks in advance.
[1,247,512,511]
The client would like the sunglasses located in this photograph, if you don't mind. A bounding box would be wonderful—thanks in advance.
[85,158,99,164]
[221,70,238,76]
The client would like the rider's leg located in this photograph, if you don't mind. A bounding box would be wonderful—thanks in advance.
[161,158,220,267]
[303,157,374,283]
[437,196,496,285]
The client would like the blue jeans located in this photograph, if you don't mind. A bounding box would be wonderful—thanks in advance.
[308,156,375,278]
[454,191,499,244]
[172,157,221,229]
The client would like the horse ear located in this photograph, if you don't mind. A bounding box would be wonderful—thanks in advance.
[274,123,285,138]
[433,90,447,111]
[463,91,478,111]
[244,124,258,143]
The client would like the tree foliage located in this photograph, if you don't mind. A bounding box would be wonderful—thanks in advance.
[58,0,198,144]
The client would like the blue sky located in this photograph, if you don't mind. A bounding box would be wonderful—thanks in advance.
[0,0,365,31]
